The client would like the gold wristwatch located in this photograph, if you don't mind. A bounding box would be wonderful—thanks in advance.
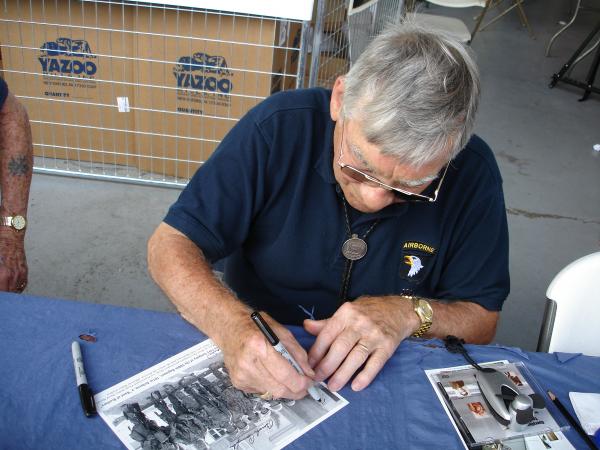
[0,215,27,231]
[409,297,433,338]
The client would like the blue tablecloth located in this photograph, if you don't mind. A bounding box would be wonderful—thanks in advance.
[1,292,599,449]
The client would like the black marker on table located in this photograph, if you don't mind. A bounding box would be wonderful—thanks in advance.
[71,341,97,417]
[251,311,323,403]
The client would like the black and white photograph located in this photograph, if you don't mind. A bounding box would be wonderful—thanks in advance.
[2,0,599,448]
[95,340,348,450]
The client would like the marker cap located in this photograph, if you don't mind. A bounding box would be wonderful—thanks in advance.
[78,383,97,417]
[250,312,279,346]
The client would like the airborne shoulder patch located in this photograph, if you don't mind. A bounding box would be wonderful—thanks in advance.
[399,241,436,283]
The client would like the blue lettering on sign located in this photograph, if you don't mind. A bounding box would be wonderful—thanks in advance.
[173,52,233,93]
[39,58,97,76]
[38,37,97,77]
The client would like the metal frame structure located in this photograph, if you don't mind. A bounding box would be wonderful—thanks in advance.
[309,0,404,89]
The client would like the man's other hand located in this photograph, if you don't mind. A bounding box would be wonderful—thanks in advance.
[218,312,316,400]
[0,231,27,292]
[304,296,418,392]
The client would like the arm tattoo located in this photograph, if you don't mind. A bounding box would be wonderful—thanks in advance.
[8,155,29,176]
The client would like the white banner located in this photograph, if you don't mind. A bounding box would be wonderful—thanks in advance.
[84,0,314,21]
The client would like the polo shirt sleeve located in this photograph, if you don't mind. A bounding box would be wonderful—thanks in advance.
[164,110,271,262]
[0,77,8,110]
[435,147,510,311]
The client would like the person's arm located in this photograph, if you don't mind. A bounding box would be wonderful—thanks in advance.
[147,222,315,399]
[0,92,33,292]
[304,295,497,392]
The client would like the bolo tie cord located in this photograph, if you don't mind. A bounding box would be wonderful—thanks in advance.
[339,195,380,303]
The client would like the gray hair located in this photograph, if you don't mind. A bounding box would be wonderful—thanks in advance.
[342,20,480,167]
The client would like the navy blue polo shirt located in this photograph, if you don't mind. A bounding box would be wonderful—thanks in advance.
[0,77,8,109]
[165,88,509,325]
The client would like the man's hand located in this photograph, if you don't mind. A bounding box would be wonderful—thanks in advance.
[0,230,27,292]
[149,224,318,400]
[304,296,499,393]
[304,296,418,393]
[216,312,316,400]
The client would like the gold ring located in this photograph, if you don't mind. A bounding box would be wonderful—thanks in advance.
[259,391,273,401]
[355,343,370,353]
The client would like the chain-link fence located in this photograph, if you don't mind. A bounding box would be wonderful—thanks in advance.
[1,0,310,186]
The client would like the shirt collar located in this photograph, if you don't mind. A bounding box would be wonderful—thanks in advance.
[315,117,337,184]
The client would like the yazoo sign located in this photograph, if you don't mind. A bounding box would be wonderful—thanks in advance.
[173,52,233,93]
[38,38,97,77]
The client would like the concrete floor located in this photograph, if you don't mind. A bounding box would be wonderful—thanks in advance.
[24,0,599,351]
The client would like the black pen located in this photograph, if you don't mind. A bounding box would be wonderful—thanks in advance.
[250,311,322,402]
[72,341,97,417]
[548,391,598,450]
[437,381,476,446]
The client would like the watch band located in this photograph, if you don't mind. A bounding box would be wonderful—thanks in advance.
[412,321,432,338]
[0,217,11,227]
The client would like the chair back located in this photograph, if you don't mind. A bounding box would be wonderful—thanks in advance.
[413,13,472,42]
[537,252,600,356]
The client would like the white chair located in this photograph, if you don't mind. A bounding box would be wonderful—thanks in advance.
[413,0,533,43]
[536,252,600,356]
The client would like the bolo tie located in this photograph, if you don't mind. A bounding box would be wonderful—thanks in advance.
[339,193,380,303]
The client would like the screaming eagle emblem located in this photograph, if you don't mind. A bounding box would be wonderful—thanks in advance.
[400,241,436,283]
[404,255,424,277]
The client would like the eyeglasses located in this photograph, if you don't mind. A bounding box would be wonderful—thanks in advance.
[337,122,449,203]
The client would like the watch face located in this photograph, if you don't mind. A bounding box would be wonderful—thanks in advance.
[11,215,26,230]
[417,299,434,321]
